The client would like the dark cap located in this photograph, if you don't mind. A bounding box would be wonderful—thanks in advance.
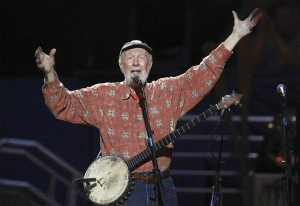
[120,40,152,55]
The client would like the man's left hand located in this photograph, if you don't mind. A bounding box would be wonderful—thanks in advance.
[232,8,263,39]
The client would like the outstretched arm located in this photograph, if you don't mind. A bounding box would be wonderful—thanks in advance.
[224,8,263,52]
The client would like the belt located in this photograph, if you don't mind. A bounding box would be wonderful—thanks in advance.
[132,169,170,184]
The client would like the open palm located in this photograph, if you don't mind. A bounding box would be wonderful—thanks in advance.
[232,8,263,39]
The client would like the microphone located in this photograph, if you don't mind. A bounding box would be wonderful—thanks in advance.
[277,84,286,97]
[130,74,143,89]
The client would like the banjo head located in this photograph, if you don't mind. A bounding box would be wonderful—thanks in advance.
[84,156,133,206]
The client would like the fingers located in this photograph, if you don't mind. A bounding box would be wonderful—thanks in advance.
[35,47,43,67]
[35,47,56,71]
[35,46,42,58]
[232,11,239,23]
[49,48,56,57]
[251,11,263,25]
[249,13,263,32]
[248,8,260,21]
[249,9,263,31]
[232,8,262,24]
[35,47,56,58]
[248,8,263,25]
[35,47,56,65]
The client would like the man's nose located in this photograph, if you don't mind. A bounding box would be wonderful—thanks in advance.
[133,57,139,66]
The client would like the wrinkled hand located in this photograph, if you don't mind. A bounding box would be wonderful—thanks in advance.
[35,47,56,74]
[232,8,263,39]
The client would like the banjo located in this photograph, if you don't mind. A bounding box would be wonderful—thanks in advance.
[83,92,243,205]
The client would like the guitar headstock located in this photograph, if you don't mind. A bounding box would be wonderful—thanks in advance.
[217,91,243,110]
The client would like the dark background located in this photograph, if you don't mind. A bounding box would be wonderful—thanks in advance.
[0,1,240,78]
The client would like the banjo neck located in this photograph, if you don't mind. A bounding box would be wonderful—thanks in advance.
[127,104,219,171]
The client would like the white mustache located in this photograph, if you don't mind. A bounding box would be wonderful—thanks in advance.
[129,67,142,71]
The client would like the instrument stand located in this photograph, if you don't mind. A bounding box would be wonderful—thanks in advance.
[211,172,222,206]
[210,109,226,206]
[134,83,165,206]
[281,96,292,206]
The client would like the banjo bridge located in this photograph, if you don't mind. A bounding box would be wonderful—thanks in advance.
[97,178,106,187]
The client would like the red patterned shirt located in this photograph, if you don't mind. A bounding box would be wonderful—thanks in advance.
[42,44,231,172]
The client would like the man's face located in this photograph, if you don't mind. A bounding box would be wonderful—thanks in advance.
[119,48,152,85]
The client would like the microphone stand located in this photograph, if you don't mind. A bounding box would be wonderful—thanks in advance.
[210,109,226,206]
[281,95,292,206]
[134,83,165,206]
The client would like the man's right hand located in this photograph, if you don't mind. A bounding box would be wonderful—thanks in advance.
[35,47,56,73]
[35,47,56,82]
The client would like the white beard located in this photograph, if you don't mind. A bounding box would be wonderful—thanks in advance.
[124,72,149,87]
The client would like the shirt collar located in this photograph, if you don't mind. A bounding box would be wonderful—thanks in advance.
[121,81,148,101]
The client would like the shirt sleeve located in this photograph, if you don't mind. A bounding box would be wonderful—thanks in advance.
[174,43,232,117]
[42,72,101,127]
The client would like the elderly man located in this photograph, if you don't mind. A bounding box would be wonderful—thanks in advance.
[35,8,261,206]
